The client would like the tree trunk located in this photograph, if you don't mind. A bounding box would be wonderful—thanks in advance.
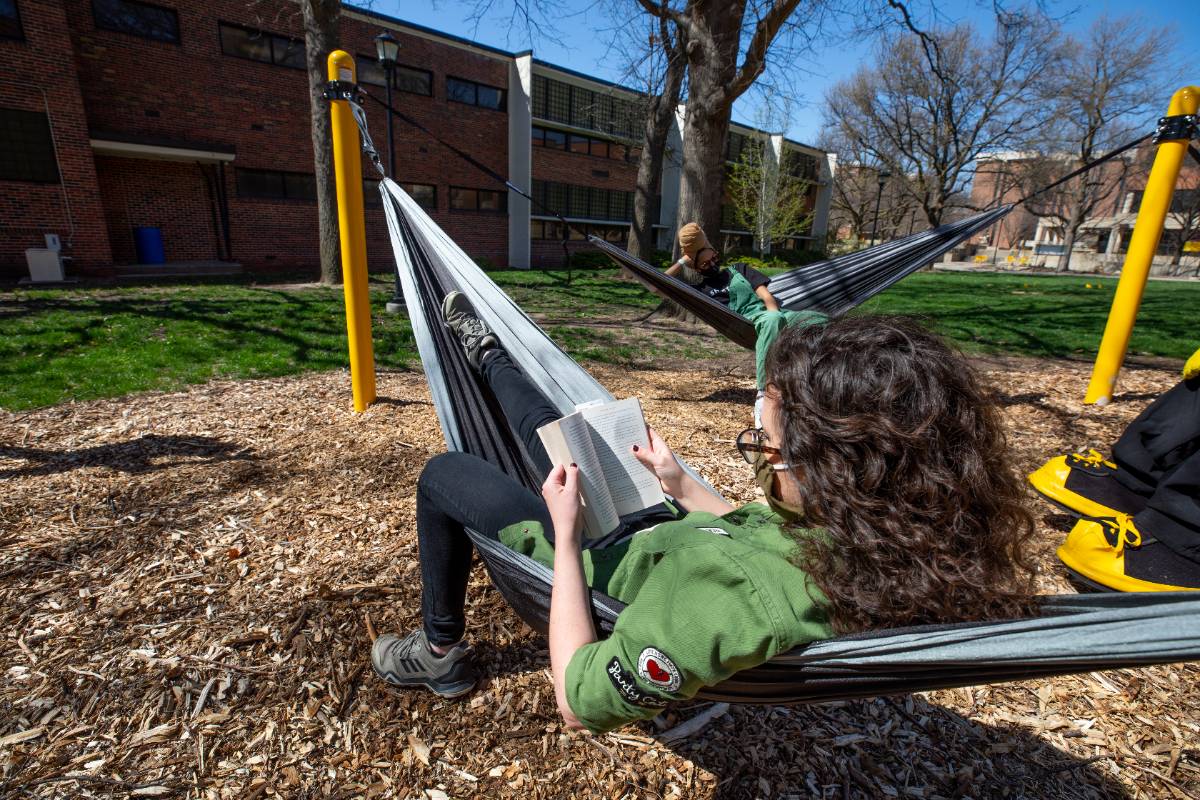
[628,41,687,264]
[673,2,743,244]
[676,99,731,244]
[302,0,342,285]
[1057,225,1077,272]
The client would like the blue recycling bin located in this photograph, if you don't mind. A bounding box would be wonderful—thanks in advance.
[133,226,165,265]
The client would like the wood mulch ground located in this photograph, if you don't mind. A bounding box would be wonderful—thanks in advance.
[1,357,1197,800]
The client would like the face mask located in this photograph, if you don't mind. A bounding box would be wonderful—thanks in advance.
[753,452,805,522]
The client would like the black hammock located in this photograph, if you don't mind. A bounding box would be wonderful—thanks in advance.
[379,180,1200,706]
[587,206,1013,350]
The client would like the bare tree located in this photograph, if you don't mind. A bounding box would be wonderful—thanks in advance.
[634,1,830,242]
[1167,185,1200,274]
[820,128,919,245]
[604,5,689,262]
[1017,16,1171,271]
[825,11,1062,228]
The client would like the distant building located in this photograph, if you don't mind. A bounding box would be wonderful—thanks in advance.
[970,149,1200,273]
[0,1,833,278]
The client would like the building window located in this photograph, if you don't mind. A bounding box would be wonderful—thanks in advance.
[235,168,316,201]
[219,22,304,70]
[93,0,179,42]
[782,149,818,181]
[532,220,627,244]
[531,180,632,222]
[532,126,633,162]
[531,76,642,137]
[0,108,59,183]
[446,77,505,111]
[358,58,433,97]
[402,182,436,210]
[1,0,24,39]
[450,186,506,212]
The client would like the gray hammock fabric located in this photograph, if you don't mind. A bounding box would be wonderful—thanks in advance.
[379,178,1200,705]
[588,206,1014,350]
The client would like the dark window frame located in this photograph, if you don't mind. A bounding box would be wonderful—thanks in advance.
[401,182,437,210]
[530,179,632,223]
[532,125,633,162]
[446,76,506,111]
[218,21,304,71]
[532,76,641,138]
[1,0,25,40]
[0,107,60,183]
[357,56,433,97]
[449,185,506,213]
[92,0,180,43]
[235,167,317,202]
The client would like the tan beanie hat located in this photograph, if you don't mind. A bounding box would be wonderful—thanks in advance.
[677,222,713,261]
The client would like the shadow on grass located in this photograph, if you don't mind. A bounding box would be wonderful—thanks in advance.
[0,434,254,478]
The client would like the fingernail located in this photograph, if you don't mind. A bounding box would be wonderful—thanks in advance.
[632,445,639,452]
[570,462,577,468]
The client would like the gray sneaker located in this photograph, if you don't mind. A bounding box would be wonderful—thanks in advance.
[441,291,498,369]
[371,629,476,698]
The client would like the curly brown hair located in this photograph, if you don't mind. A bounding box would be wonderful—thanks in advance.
[764,315,1038,634]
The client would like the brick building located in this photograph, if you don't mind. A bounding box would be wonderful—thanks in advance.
[0,0,833,279]
[970,150,1200,273]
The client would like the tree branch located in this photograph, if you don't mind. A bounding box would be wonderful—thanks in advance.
[728,0,802,101]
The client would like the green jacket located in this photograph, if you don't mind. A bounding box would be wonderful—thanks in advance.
[499,503,832,733]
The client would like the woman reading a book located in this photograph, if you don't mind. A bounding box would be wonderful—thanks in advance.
[370,292,1036,734]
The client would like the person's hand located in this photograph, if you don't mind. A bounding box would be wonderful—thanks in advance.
[631,427,686,496]
[542,463,583,541]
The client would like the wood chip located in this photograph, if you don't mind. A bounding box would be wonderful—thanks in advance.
[1,360,1196,799]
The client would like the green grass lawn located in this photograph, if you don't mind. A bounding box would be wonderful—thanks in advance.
[1,269,1196,411]
[857,271,1198,361]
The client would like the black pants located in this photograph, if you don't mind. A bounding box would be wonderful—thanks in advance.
[417,348,670,646]
[1112,377,1200,562]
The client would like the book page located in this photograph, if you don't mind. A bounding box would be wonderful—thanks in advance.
[579,398,664,517]
[538,413,620,539]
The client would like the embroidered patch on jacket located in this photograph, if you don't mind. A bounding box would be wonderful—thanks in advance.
[606,658,668,708]
[637,647,682,693]
[697,526,730,536]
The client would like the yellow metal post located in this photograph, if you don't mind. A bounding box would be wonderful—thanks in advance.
[1084,85,1200,405]
[327,50,377,412]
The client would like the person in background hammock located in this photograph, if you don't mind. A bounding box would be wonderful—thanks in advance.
[667,222,825,424]
[369,293,1037,734]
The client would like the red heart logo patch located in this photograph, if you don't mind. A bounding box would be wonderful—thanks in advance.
[645,659,670,683]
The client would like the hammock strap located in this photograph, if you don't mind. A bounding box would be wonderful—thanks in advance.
[363,89,582,266]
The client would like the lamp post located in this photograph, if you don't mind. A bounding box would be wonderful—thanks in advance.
[870,167,891,245]
[375,31,404,313]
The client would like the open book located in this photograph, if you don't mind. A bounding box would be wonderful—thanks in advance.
[537,398,665,539]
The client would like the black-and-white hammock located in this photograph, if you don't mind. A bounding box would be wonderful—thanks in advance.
[380,178,1200,705]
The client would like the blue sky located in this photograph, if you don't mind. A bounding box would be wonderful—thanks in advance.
[377,1,1197,146]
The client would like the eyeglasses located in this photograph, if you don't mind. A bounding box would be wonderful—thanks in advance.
[735,427,782,465]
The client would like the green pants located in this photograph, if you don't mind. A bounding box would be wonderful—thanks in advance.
[745,308,827,389]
